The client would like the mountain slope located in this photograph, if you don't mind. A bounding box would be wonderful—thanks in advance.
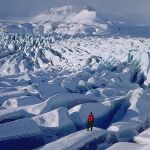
[0,6,109,35]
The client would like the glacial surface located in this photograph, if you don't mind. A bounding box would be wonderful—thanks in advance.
[0,6,150,150]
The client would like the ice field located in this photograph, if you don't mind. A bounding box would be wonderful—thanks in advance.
[0,5,150,150]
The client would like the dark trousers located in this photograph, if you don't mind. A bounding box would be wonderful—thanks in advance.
[87,122,94,131]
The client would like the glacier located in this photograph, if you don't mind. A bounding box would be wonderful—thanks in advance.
[0,5,150,150]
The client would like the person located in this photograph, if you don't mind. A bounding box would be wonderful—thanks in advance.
[87,112,94,131]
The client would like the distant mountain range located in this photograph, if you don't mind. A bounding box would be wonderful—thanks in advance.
[0,6,110,35]
[0,5,150,37]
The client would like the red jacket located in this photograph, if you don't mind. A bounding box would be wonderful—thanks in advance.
[88,114,94,123]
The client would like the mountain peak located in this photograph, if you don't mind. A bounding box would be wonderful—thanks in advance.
[32,5,74,24]
[0,5,108,35]
[83,6,95,12]
[46,5,73,14]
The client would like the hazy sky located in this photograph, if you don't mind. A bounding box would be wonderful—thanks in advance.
[0,0,150,25]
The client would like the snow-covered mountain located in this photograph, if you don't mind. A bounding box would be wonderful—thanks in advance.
[0,6,109,35]
[1,6,150,37]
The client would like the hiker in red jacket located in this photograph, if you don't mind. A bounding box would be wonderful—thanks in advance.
[87,112,94,131]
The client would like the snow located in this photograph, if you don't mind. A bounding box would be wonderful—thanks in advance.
[134,128,150,144]
[107,88,150,142]
[37,127,107,150]
[70,9,97,23]
[0,33,150,148]
[142,145,150,150]
[123,88,150,122]
[61,72,90,93]
[106,142,144,150]
[0,107,75,149]
[33,107,76,137]
[32,6,74,24]
[0,93,98,124]
[107,121,140,142]
[69,97,125,129]
[2,95,43,109]
[0,89,29,105]
[0,6,108,35]
[0,118,42,141]
[0,33,150,78]
[0,5,150,150]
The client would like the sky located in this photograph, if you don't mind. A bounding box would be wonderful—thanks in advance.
[0,0,150,25]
